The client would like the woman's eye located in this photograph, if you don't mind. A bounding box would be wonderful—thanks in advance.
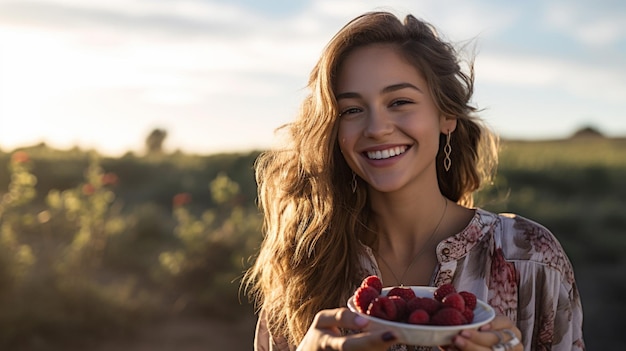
[339,107,362,117]
[390,99,413,107]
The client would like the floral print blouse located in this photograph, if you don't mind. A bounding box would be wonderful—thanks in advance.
[254,209,585,351]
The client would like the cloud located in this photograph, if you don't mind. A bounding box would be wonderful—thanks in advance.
[476,53,626,104]
[543,0,626,47]
[0,0,262,39]
[0,0,317,105]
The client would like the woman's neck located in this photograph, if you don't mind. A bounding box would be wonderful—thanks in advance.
[366,177,477,286]
[370,178,444,230]
[369,184,448,255]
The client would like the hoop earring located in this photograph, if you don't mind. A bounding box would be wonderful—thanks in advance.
[351,172,357,193]
[444,131,452,172]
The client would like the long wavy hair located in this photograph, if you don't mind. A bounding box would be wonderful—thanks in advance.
[243,11,498,346]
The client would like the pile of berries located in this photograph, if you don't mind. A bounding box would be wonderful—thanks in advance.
[352,275,477,326]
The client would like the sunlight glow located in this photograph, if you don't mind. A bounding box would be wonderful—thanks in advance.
[1,0,625,155]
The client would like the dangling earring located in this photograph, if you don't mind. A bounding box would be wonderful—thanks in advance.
[444,131,452,172]
[351,172,357,193]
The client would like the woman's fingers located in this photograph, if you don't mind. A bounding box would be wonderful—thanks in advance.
[312,308,369,331]
[451,316,522,351]
[479,315,522,340]
[480,316,520,334]
[325,330,398,351]
[304,308,398,351]
[453,329,503,348]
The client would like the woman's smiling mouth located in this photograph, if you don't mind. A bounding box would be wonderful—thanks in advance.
[365,145,409,160]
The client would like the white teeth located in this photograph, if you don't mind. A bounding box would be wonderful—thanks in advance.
[367,146,407,160]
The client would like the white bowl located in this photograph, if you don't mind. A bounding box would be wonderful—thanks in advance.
[346,286,495,346]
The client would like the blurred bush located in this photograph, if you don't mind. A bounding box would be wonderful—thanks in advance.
[0,147,262,349]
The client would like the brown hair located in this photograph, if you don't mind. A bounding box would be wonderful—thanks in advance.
[244,11,498,346]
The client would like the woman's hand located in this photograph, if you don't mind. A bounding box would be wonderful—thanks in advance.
[446,315,523,351]
[297,308,399,351]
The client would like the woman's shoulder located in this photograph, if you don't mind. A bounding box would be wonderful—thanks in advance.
[475,208,574,276]
[468,208,557,244]
[475,208,553,238]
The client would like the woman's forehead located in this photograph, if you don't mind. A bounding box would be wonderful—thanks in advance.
[335,44,428,97]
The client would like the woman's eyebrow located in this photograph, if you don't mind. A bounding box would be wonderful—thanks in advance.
[336,82,423,101]
[382,82,423,94]
[335,92,360,101]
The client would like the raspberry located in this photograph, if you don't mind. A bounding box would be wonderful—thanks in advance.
[407,296,441,315]
[407,309,430,325]
[441,292,466,312]
[459,291,477,310]
[462,307,474,323]
[431,307,468,326]
[360,275,383,294]
[406,296,422,312]
[387,287,416,301]
[367,296,398,321]
[433,283,456,302]
[353,286,379,313]
[352,279,478,327]
[388,295,408,321]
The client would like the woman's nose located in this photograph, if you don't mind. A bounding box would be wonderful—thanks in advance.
[363,107,393,139]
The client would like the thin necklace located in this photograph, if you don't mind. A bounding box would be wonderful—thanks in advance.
[377,197,448,287]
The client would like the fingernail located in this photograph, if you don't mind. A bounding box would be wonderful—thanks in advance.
[453,335,466,347]
[382,331,396,342]
[460,330,471,337]
[354,315,368,327]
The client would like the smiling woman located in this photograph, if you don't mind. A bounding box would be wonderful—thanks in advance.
[243,10,585,351]
[335,44,452,194]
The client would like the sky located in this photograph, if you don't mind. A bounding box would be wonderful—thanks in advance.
[0,0,625,156]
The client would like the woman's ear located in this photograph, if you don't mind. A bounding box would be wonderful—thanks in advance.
[440,115,457,134]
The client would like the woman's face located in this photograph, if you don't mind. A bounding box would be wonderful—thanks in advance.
[336,44,456,194]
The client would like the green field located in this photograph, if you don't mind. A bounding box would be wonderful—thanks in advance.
[0,136,624,350]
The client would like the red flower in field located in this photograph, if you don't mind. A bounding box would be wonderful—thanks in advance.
[173,193,192,207]
[101,172,119,186]
[11,151,30,164]
[82,183,95,195]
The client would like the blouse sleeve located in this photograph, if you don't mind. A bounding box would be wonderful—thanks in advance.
[554,276,585,350]
[254,310,271,351]
[499,214,585,350]
[516,258,585,350]
[254,309,294,351]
